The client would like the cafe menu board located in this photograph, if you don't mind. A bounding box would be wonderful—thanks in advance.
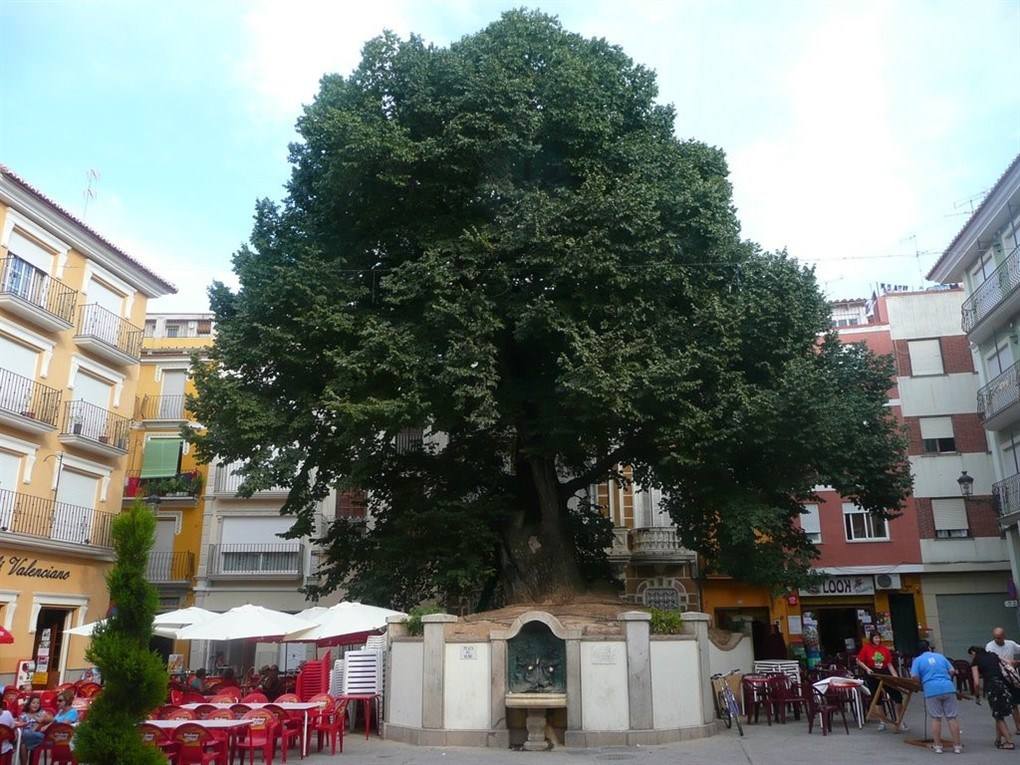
[801,611,821,668]
[16,660,35,688]
[167,654,184,674]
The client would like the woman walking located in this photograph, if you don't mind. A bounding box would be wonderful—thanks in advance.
[970,645,1016,750]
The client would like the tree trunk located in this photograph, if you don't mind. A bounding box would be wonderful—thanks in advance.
[499,455,585,603]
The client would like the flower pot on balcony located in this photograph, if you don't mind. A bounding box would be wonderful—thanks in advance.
[98,435,110,444]
[72,421,83,435]
[20,411,36,419]
[125,475,142,498]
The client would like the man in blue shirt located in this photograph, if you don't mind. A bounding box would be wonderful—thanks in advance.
[910,640,961,754]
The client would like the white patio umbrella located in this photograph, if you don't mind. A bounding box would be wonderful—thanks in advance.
[153,607,218,627]
[295,606,328,622]
[284,601,405,645]
[176,604,314,642]
[67,620,181,639]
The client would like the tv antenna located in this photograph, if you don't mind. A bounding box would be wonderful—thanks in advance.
[82,169,100,218]
[946,188,989,218]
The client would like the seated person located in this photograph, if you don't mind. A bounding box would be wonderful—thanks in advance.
[221,666,237,685]
[16,695,52,761]
[0,706,14,759]
[190,668,209,694]
[54,691,78,725]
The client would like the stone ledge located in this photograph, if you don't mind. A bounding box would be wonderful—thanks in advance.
[383,721,720,748]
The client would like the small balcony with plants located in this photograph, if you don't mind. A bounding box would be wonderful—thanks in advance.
[0,255,77,332]
[124,470,202,506]
[0,367,61,434]
[58,399,130,458]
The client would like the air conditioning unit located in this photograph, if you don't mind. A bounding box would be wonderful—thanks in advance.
[875,573,902,590]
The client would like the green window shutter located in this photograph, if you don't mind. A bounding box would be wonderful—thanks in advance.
[140,438,182,478]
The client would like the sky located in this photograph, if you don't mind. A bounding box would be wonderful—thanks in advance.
[1,0,1018,311]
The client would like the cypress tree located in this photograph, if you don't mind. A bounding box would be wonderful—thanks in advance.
[74,502,168,764]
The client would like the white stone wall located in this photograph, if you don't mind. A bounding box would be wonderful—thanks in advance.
[920,538,1008,565]
[707,633,753,678]
[389,641,424,728]
[909,452,994,497]
[886,291,966,340]
[580,641,629,731]
[443,642,491,730]
[898,373,981,417]
[650,639,701,729]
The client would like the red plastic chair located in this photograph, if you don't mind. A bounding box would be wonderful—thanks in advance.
[207,709,234,721]
[230,704,252,719]
[36,722,77,765]
[241,692,268,704]
[273,694,298,704]
[807,687,850,735]
[76,683,102,699]
[311,697,348,755]
[216,687,241,699]
[209,694,237,704]
[182,691,207,705]
[264,704,301,761]
[39,691,58,714]
[237,709,277,765]
[1,690,17,716]
[165,707,197,720]
[53,684,75,694]
[0,724,15,765]
[172,723,226,765]
[194,704,218,719]
[140,722,179,762]
[170,689,185,706]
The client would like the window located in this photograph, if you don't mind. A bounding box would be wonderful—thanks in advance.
[907,339,944,376]
[164,322,181,338]
[395,427,424,453]
[920,416,956,454]
[336,489,367,521]
[843,503,889,541]
[800,504,822,543]
[970,249,996,286]
[932,498,969,538]
[196,320,212,336]
[143,320,156,338]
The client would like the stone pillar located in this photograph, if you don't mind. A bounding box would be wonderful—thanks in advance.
[683,612,714,725]
[384,615,409,724]
[490,638,507,731]
[620,611,653,730]
[421,613,457,729]
[565,638,582,733]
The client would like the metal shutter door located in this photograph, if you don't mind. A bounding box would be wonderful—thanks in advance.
[936,592,1012,659]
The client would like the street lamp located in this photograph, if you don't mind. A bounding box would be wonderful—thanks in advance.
[957,470,975,498]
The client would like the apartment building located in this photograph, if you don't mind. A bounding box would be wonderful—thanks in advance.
[699,288,1006,660]
[0,166,175,685]
[123,313,215,619]
[927,153,1020,635]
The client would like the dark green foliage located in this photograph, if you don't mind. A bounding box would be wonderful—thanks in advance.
[649,609,684,635]
[405,605,444,636]
[189,10,911,605]
[74,503,167,765]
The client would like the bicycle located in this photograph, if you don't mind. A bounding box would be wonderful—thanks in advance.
[711,669,744,736]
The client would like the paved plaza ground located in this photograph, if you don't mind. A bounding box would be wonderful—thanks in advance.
[299,693,1004,763]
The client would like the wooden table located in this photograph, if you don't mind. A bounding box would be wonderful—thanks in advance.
[864,674,921,736]
[182,701,320,756]
[338,693,381,739]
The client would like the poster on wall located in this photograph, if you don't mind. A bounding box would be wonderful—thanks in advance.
[875,611,894,642]
[16,660,35,689]
[35,628,52,673]
[167,654,184,674]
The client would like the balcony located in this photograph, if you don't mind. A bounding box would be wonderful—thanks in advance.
[0,488,114,550]
[74,304,143,366]
[961,244,1020,344]
[994,474,1020,520]
[207,543,304,579]
[58,400,130,458]
[630,527,698,564]
[146,550,195,584]
[137,394,190,423]
[213,462,288,497]
[978,360,1020,430]
[0,367,61,434]
[0,256,76,332]
[123,471,202,505]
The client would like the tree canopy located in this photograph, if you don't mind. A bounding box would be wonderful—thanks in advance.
[190,10,911,608]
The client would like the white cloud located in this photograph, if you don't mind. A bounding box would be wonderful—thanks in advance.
[237,0,415,118]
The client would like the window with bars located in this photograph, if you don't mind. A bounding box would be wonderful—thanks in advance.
[336,489,368,521]
[843,503,889,541]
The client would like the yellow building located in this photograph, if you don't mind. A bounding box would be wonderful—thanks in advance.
[0,166,175,686]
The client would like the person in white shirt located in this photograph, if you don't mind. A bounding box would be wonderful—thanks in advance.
[986,628,1020,664]
[0,708,14,756]
[987,627,1020,734]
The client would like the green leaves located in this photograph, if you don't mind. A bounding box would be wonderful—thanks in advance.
[190,10,910,603]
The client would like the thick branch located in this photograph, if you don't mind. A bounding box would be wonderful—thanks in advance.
[560,441,633,497]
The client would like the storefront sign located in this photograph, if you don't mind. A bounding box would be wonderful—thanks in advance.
[800,575,875,597]
[0,555,71,581]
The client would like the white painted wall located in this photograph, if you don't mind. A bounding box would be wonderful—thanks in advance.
[898,374,979,417]
[580,641,629,731]
[443,643,490,730]
[920,538,1009,564]
[708,634,753,678]
[887,292,966,340]
[650,640,702,729]
[388,642,423,728]
[909,453,994,497]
